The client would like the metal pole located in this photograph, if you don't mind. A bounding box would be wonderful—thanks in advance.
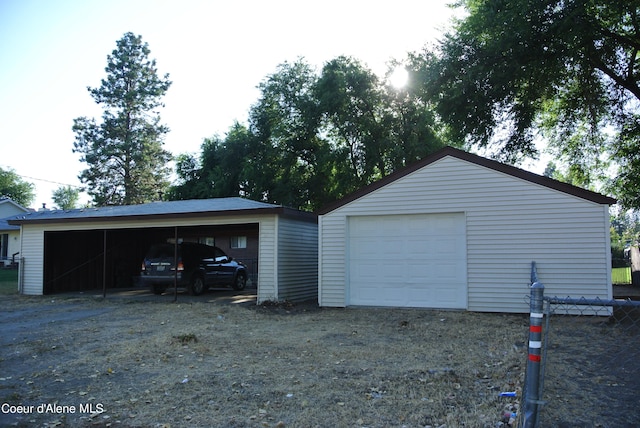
[522,281,544,428]
[173,226,178,303]
[18,226,24,294]
[538,298,551,424]
[103,230,107,298]
[530,261,538,284]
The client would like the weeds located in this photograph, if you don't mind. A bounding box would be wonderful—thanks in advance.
[172,333,198,345]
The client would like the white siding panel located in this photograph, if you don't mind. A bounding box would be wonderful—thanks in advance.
[20,226,44,295]
[6,230,21,267]
[257,217,277,303]
[319,156,612,313]
[276,218,318,302]
[318,215,347,307]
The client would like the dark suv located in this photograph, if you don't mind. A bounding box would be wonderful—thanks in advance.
[140,242,248,295]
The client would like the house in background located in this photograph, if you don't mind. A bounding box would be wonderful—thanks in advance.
[318,146,616,313]
[0,198,30,267]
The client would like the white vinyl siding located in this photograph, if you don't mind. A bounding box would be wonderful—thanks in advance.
[276,218,318,302]
[1,201,29,268]
[0,201,29,218]
[5,230,21,266]
[257,217,277,303]
[319,156,612,313]
[318,215,348,306]
[19,227,44,295]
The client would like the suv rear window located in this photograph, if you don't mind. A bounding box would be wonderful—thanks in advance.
[146,244,175,259]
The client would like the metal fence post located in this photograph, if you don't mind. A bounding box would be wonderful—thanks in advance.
[522,281,544,428]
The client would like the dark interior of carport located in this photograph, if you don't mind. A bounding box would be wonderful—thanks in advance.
[43,223,259,294]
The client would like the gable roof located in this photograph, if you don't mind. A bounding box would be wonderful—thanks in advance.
[7,197,317,225]
[318,146,616,215]
[0,198,30,231]
[0,197,29,213]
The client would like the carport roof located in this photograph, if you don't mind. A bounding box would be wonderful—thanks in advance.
[7,197,317,225]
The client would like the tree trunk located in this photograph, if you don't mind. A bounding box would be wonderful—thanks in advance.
[630,246,640,287]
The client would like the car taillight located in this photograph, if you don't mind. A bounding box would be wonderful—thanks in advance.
[170,261,184,271]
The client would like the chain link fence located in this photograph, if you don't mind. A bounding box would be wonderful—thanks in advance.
[520,282,640,427]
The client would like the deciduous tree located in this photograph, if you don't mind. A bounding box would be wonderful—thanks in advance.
[0,167,34,207]
[429,0,640,208]
[52,185,80,210]
[168,123,255,201]
[247,59,330,210]
[170,57,449,210]
[315,56,385,186]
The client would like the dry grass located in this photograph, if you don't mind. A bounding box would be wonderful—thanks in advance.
[535,311,640,427]
[0,293,637,427]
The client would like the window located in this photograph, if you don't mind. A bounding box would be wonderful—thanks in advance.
[198,237,215,246]
[230,236,247,249]
[1,234,7,260]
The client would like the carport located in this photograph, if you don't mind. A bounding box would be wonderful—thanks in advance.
[9,198,318,303]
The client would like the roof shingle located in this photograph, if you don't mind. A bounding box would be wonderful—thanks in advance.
[7,197,315,225]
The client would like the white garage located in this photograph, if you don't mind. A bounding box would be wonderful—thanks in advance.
[318,146,616,313]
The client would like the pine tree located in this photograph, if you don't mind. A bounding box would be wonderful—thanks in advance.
[73,32,172,206]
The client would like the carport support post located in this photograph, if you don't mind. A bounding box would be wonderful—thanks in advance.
[173,226,178,302]
[521,281,544,428]
[102,230,107,298]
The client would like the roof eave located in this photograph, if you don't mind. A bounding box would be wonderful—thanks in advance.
[8,206,317,226]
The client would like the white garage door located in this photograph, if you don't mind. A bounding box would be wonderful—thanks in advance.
[348,213,467,308]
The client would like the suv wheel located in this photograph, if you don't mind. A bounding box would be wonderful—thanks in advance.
[232,273,247,291]
[190,275,206,296]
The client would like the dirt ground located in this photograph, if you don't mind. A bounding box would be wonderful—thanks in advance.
[0,290,638,428]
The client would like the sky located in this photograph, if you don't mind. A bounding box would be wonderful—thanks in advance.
[0,0,480,210]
